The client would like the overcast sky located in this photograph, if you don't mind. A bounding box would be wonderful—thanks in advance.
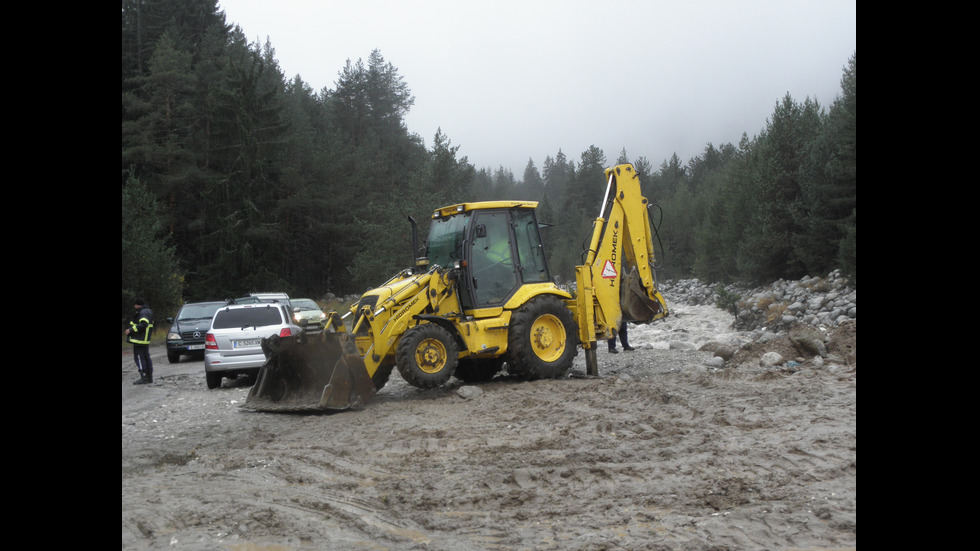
[217,0,856,177]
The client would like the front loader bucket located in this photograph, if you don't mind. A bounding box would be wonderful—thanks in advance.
[242,331,376,412]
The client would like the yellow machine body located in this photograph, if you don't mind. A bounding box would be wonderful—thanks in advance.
[244,165,667,412]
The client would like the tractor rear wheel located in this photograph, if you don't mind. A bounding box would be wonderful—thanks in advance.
[507,294,578,380]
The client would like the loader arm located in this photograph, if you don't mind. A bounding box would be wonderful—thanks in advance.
[351,265,462,379]
[574,163,668,375]
[243,265,462,412]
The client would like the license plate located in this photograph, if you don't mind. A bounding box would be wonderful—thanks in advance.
[233,339,261,349]
[187,344,204,350]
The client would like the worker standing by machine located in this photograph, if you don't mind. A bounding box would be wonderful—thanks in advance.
[608,323,634,353]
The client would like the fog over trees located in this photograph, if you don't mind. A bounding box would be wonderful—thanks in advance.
[122,0,856,319]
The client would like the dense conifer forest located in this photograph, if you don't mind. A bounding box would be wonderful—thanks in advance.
[122,1,856,319]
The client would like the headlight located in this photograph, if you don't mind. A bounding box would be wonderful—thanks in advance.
[167,332,180,340]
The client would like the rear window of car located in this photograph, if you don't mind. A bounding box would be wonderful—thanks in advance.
[212,306,284,329]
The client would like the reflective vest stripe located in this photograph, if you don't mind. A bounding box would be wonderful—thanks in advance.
[129,318,154,345]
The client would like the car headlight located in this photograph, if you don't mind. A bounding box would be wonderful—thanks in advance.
[168,332,180,340]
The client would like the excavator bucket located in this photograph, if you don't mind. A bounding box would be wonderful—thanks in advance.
[621,265,669,324]
[242,330,376,412]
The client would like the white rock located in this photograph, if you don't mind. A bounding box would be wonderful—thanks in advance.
[705,356,725,368]
[457,386,484,400]
[760,351,784,366]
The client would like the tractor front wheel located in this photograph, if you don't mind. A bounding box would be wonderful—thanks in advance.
[396,324,459,389]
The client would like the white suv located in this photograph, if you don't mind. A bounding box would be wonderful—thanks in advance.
[203,303,303,389]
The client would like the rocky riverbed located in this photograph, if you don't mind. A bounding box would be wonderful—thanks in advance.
[122,271,856,550]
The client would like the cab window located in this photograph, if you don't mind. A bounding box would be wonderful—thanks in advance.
[469,211,518,304]
[512,209,550,283]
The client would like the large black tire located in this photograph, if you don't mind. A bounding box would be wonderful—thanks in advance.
[454,357,504,383]
[396,324,459,389]
[506,294,579,380]
[167,350,181,364]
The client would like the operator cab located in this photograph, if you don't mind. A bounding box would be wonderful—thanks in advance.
[425,202,552,309]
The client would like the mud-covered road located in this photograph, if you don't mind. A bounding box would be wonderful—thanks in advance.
[122,303,856,550]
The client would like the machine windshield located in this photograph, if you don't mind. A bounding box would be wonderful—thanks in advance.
[426,212,470,268]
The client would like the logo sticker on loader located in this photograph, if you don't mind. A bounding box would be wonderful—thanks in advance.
[601,260,618,279]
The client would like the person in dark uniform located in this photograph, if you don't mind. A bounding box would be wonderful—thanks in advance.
[608,322,634,354]
[126,298,155,384]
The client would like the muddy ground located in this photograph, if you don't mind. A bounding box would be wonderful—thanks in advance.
[122,303,856,551]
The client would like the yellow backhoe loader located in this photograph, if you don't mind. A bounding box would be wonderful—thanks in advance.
[243,163,669,412]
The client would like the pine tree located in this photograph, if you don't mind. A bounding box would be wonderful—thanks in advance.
[522,159,545,201]
[796,52,856,286]
[736,94,823,284]
[121,170,183,321]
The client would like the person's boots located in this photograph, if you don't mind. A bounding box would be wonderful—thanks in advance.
[133,373,148,385]
[146,373,153,384]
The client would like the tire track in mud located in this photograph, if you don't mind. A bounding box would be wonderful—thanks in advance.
[123,342,855,550]
[359,377,714,548]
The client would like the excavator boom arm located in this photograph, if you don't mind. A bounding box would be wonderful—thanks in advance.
[575,164,668,372]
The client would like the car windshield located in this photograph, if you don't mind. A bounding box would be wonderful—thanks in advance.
[291,299,320,311]
[177,303,224,321]
[212,306,284,329]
